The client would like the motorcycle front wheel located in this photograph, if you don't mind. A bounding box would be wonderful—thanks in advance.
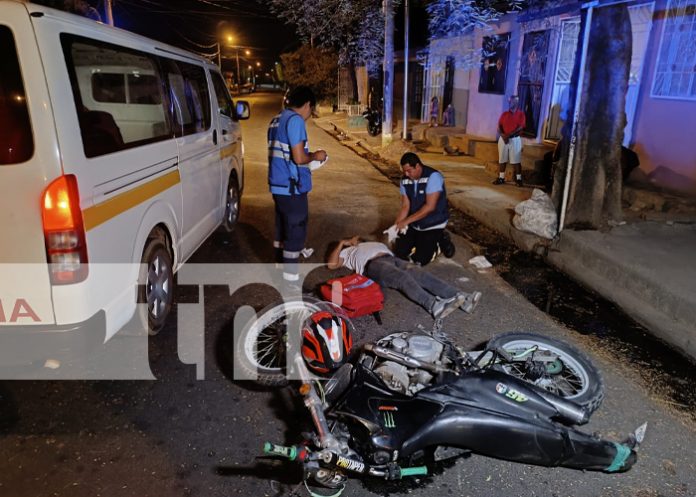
[486,332,604,416]
[235,297,346,386]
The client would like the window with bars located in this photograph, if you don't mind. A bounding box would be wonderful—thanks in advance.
[651,0,696,100]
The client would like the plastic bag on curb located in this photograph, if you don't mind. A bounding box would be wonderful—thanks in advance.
[469,255,492,269]
[512,188,558,239]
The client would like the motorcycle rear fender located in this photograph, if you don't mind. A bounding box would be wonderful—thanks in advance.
[400,405,636,472]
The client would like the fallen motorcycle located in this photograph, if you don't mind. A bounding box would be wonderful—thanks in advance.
[237,300,645,489]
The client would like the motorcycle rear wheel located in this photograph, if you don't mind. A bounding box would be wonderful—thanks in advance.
[486,332,604,416]
[367,122,381,137]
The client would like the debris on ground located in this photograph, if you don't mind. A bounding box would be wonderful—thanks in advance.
[512,189,558,239]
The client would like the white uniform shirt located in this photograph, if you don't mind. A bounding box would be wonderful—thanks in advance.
[339,242,393,275]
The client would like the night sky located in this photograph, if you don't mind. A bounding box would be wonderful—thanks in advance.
[64,0,431,73]
[109,0,297,72]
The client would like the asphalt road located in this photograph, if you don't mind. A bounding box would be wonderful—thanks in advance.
[0,92,694,497]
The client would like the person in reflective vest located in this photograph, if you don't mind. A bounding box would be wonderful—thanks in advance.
[267,86,327,286]
[393,153,455,266]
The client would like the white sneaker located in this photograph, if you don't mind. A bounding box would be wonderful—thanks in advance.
[459,291,482,314]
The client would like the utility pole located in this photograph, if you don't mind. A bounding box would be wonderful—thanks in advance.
[402,0,410,140]
[235,49,241,90]
[105,0,114,26]
[382,0,395,147]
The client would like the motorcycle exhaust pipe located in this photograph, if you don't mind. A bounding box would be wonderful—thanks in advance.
[535,389,589,425]
[364,343,451,374]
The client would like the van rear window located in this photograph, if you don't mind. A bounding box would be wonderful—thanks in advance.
[0,26,34,165]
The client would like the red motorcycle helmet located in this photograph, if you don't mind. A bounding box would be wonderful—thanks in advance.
[301,311,353,374]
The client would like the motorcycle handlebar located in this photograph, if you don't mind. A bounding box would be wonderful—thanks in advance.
[263,442,299,460]
[264,444,429,480]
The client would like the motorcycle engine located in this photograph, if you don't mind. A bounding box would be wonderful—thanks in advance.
[373,333,445,395]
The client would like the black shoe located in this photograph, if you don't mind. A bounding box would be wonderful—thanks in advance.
[515,178,523,187]
[492,177,505,185]
[440,231,455,258]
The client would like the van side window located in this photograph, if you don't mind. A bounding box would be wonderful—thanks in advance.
[161,59,211,137]
[210,71,234,119]
[61,35,172,158]
[92,73,126,103]
[0,26,34,165]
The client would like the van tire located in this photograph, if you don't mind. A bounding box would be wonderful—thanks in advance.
[138,229,174,335]
[222,176,240,232]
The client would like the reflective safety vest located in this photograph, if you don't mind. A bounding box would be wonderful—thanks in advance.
[401,165,448,229]
[268,109,312,195]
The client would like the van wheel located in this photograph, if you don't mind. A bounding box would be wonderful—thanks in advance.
[222,176,240,232]
[139,229,173,335]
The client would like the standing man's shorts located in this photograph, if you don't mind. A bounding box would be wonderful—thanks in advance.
[498,136,523,164]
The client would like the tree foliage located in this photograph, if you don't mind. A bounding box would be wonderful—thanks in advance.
[427,0,506,39]
[280,45,338,102]
[265,0,384,74]
[424,0,524,69]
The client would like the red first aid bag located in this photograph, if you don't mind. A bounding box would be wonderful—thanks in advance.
[320,273,383,323]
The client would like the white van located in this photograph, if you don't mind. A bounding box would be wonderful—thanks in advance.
[0,0,249,365]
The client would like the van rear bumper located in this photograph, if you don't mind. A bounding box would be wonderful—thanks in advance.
[0,311,106,367]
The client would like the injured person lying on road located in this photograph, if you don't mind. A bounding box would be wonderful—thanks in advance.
[327,236,482,320]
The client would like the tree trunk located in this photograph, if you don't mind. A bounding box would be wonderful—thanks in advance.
[563,4,632,230]
[382,0,395,146]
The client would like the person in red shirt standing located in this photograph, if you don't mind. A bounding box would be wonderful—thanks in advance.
[493,95,526,187]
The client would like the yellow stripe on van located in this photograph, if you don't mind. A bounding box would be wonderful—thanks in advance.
[220,143,239,159]
[82,170,181,231]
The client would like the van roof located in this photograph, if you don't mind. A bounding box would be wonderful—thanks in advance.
[11,0,217,68]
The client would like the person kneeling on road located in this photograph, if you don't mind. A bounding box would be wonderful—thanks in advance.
[328,236,481,320]
[393,153,455,266]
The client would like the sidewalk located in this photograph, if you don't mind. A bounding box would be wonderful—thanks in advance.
[315,113,696,360]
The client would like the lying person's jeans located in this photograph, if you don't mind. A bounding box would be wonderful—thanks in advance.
[364,255,460,312]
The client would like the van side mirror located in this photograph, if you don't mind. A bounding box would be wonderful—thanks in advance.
[236,100,250,120]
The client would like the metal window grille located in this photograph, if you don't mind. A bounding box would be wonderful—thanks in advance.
[651,0,696,100]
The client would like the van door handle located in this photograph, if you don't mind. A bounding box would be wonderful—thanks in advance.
[222,129,228,135]
[212,130,218,145]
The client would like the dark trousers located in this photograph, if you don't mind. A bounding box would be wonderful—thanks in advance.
[394,226,444,266]
[365,256,459,312]
[273,193,308,281]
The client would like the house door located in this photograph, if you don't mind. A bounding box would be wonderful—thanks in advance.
[422,59,444,122]
[442,56,455,109]
[545,19,580,141]
[624,2,655,146]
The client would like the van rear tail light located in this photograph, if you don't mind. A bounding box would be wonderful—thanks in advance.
[42,175,88,284]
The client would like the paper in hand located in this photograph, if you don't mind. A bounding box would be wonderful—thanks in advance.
[308,154,329,172]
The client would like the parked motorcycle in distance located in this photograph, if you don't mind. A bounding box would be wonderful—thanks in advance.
[363,107,382,136]
[237,302,646,490]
